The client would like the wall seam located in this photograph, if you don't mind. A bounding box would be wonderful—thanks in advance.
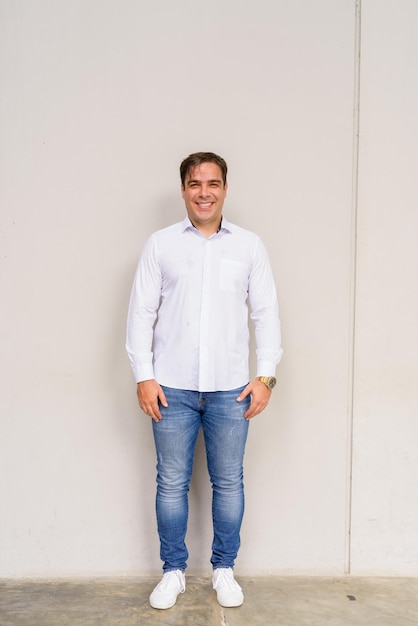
[345,0,362,576]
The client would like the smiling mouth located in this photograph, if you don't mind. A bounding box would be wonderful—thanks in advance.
[197,202,213,209]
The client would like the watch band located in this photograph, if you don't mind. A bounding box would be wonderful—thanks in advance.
[256,376,277,390]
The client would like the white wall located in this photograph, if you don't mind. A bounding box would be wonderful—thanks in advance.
[0,0,416,578]
[350,0,418,575]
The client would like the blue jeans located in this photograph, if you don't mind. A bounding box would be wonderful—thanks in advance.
[152,385,250,572]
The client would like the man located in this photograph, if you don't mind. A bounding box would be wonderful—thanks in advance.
[126,152,282,609]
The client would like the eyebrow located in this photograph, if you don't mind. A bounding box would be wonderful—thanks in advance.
[186,179,222,185]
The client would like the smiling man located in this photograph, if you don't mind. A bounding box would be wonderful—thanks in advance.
[126,151,283,610]
[181,160,227,235]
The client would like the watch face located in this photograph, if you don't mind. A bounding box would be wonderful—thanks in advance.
[268,377,277,389]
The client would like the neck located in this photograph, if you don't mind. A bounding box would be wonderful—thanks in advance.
[190,217,222,238]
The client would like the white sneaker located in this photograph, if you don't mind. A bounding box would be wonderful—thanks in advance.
[149,570,186,609]
[212,567,244,607]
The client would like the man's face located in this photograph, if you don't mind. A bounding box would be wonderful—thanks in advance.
[181,162,227,233]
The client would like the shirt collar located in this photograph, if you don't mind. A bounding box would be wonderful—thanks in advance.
[181,216,233,234]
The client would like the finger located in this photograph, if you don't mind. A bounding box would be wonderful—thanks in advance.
[139,399,162,422]
[244,400,266,419]
[149,402,163,422]
[159,388,168,408]
[244,403,258,419]
[237,384,252,402]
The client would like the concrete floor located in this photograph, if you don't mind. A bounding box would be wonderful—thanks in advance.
[0,576,417,626]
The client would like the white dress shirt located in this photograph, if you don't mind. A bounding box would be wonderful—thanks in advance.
[126,217,283,391]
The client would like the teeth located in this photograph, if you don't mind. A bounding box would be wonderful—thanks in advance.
[198,203,212,208]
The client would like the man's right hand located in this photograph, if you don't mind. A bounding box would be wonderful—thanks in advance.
[137,379,168,422]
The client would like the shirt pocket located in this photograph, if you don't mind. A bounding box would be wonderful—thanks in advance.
[220,258,249,294]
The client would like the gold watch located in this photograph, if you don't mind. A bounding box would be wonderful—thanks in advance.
[256,376,277,390]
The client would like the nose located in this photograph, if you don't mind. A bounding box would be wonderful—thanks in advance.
[199,184,211,198]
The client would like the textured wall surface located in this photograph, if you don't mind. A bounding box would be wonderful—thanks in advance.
[0,0,416,577]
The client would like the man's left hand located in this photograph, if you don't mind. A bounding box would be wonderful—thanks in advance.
[236,379,272,420]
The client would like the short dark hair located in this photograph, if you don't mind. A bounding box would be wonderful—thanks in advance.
[180,152,228,187]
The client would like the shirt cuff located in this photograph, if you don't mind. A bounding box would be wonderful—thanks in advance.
[133,362,155,383]
[256,355,282,378]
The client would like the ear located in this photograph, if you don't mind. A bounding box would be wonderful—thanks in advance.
[181,185,186,198]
